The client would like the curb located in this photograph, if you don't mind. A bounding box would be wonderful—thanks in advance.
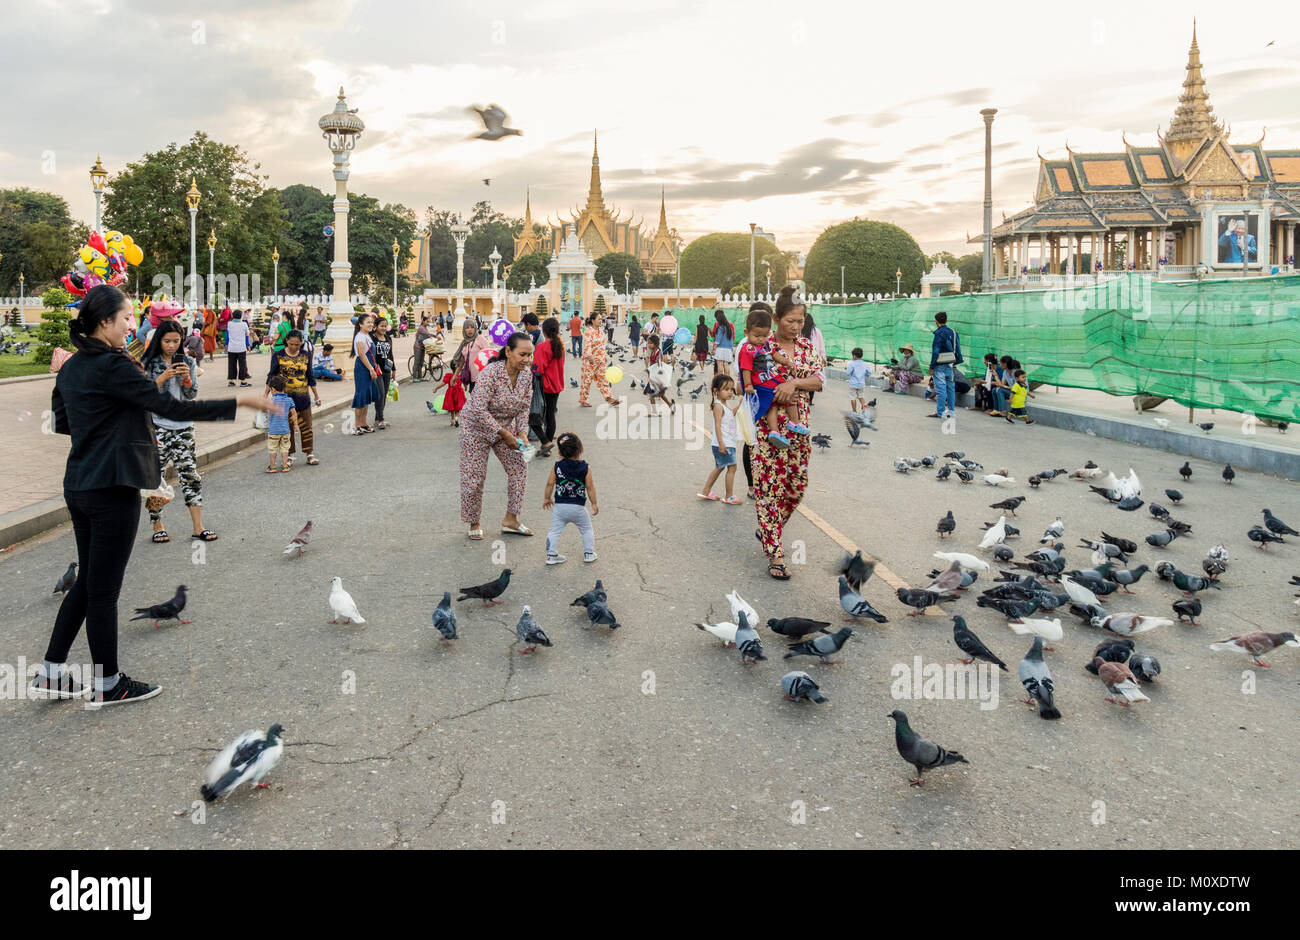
[0,372,56,386]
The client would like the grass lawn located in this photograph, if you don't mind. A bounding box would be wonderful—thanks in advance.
[0,350,47,380]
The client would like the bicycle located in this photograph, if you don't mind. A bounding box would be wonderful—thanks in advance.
[408,340,446,383]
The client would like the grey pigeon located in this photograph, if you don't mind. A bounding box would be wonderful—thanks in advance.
[471,104,523,140]
[1107,565,1150,593]
[993,545,1015,563]
[514,605,551,653]
[767,617,832,639]
[1165,489,1183,504]
[1263,509,1299,537]
[936,465,952,481]
[784,625,853,664]
[781,671,827,704]
[888,710,968,786]
[842,409,876,445]
[838,577,888,622]
[458,569,512,606]
[836,551,875,592]
[989,496,1024,515]
[1128,651,1161,682]
[52,562,77,595]
[586,599,620,630]
[952,615,1007,670]
[1019,636,1061,719]
[1116,496,1144,511]
[570,580,606,608]
[943,451,965,459]
[1149,503,1170,519]
[1040,516,1064,544]
[129,585,189,628]
[432,592,457,643]
[1146,528,1178,548]
[734,612,765,663]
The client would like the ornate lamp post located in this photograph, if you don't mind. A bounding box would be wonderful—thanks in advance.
[185,178,200,308]
[450,221,470,320]
[207,228,216,306]
[749,222,757,299]
[489,246,502,316]
[89,154,108,233]
[392,237,400,310]
[895,267,902,296]
[318,87,365,336]
[762,259,771,297]
[271,246,279,300]
[19,271,24,309]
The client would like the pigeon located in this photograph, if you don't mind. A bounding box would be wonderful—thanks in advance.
[1222,463,1235,484]
[1209,631,1299,667]
[784,625,852,664]
[1179,462,1192,481]
[1070,464,1104,479]
[1019,636,1061,719]
[1172,597,1202,624]
[989,496,1024,515]
[951,615,1006,670]
[888,710,968,787]
[1128,652,1161,682]
[978,516,1006,550]
[958,459,984,470]
[1165,517,1193,536]
[1198,554,1226,580]
[482,178,491,186]
[767,617,832,639]
[1040,516,1065,544]
[1165,489,1183,504]
[1107,565,1151,592]
[838,577,888,622]
[1086,637,1135,674]
[1198,422,1215,434]
[837,550,875,592]
[1155,561,1178,581]
[955,468,974,484]
[282,520,312,556]
[1149,503,1170,519]
[896,588,949,616]
[1116,496,1144,511]
[1247,526,1284,549]
[734,612,765,663]
[1092,612,1172,636]
[586,599,620,630]
[893,458,912,473]
[727,590,758,629]
[130,585,190,629]
[471,104,523,140]
[937,510,956,539]
[1061,576,1102,608]
[428,592,458,643]
[976,594,1041,620]
[514,605,551,653]
[1028,476,1041,488]
[1094,658,1149,705]
[921,455,938,467]
[1080,538,1128,563]
[781,671,828,703]
[696,620,740,647]
[327,577,364,624]
[993,545,1015,563]
[934,551,990,572]
[1069,602,1108,624]
[569,378,578,389]
[943,451,965,459]
[1008,617,1063,645]
[52,562,77,595]
[1146,528,1178,548]
[200,724,285,803]
[811,434,832,450]
[457,569,512,606]
[1263,509,1299,537]
[1153,417,1170,431]
[842,409,875,444]
[927,562,976,593]
[935,465,952,481]
[1090,486,1122,503]
[570,580,607,608]
[1099,532,1138,554]
[426,400,439,413]
[982,473,1015,486]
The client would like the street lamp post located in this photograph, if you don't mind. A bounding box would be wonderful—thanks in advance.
[19,271,24,309]
[749,222,757,300]
[89,155,108,233]
[896,267,902,296]
[318,87,365,338]
[185,178,200,308]
[489,246,502,316]
[207,228,216,306]
[272,246,279,300]
[392,237,400,311]
[840,265,845,303]
[450,221,471,321]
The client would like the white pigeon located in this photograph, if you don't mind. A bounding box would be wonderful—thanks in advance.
[1061,575,1101,608]
[200,724,284,802]
[328,576,365,624]
[1208,544,1229,562]
[1127,468,1141,496]
[982,473,1015,486]
[1069,465,1104,479]
[979,516,1007,550]
[1008,617,1064,642]
[933,551,990,572]
[696,620,739,647]
[1101,471,1121,494]
[726,590,758,629]
[1040,515,1064,544]
[1153,417,1170,431]
[1092,613,1170,636]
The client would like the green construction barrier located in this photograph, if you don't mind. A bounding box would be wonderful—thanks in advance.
[808,273,1300,422]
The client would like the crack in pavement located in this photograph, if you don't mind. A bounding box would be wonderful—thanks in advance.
[424,764,467,831]
[632,562,673,598]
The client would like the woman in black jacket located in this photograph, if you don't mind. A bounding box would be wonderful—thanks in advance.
[31,286,275,707]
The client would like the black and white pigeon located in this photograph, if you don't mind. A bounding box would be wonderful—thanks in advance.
[200,724,284,803]
[569,378,579,389]
[1080,538,1128,563]
[1099,532,1137,554]
[955,468,974,484]
[129,585,189,629]
[936,510,956,539]
[1128,652,1161,682]
[1085,637,1135,674]
[457,569,512,606]
[471,104,523,140]
[1263,509,1299,537]
[570,580,606,608]
[1222,463,1235,484]
[1248,526,1285,549]
[836,550,875,592]
[951,615,1006,670]
[781,671,827,704]
[52,562,77,595]
[1172,597,1202,624]
[1179,461,1193,481]
[1090,485,1122,503]
[432,592,457,643]
[734,612,765,663]
[1019,636,1061,719]
[282,520,312,557]
[888,710,968,787]
[1165,489,1183,504]
[1200,555,1226,579]
[515,605,551,653]
[784,625,853,664]
[586,599,620,630]
[1040,516,1064,544]
[767,617,832,639]
[839,577,888,622]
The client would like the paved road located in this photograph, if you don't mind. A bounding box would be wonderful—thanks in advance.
[2,348,1298,848]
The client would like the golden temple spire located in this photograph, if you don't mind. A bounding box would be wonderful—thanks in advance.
[1166,19,1219,143]
[586,130,606,214]
[656,186,669,236]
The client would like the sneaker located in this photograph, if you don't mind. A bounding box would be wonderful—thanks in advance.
[583,552,598,563]
[546,554,567,565]
[87,674,162,708]
[785,423,810,436]
[28,670,89,701]
[767,432,791,449]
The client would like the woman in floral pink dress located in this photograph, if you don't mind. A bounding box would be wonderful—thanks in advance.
[752,287,824,579]
[578,313,620,407]
[458,333,536,539]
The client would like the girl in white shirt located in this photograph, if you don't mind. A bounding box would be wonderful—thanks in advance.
[697,374,742,504]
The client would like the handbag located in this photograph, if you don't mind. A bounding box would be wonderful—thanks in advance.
[936,350,956,365]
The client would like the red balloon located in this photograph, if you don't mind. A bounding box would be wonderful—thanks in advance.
[87,230,107,255]
[62,274,86,297]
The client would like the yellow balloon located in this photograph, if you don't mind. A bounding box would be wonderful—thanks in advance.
[604,366,623,385]
[124,241,144,265]
[80,246,109,276]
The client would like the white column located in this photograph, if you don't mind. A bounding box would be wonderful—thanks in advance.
[328,152,354,323]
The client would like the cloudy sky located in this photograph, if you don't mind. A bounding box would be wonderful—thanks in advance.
[4,0,1299,256]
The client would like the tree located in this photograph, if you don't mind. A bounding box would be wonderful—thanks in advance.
[0,189,80,293]
[34,287,73,364]
[534,293,548,318]
[928,250,961,269]
[594,252,646,292]
[804,219,926,296]
[592,294,607,318]
[424,208,459,286]
[103,132,287,302]
[506,250,552,293]
[465,201,520,284]
[679,233,788,293]
[647,273,675,289]
[955,252,983,293]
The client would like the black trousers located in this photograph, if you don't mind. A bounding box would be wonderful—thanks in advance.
[45,486,141,677]
[540,391,559,443]
[227,351,249,380]
[742,444,753,488]
[375,372,391,421]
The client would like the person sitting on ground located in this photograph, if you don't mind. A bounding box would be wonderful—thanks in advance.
[313,343,344,381]
[884,343,923,393]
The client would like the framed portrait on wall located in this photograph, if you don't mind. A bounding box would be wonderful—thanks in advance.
[1215,212,1260,265]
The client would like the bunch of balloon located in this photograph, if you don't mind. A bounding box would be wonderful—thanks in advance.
[61,230,143,300]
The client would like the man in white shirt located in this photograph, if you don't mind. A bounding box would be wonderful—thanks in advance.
[312,306,329,344]
[225,310,252,386]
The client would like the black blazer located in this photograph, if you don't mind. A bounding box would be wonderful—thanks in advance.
[54,343,237,492]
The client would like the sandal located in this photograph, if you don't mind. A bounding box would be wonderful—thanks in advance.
[467,527,484,540]
[281,464,291,473]
[501,524,534,536]
[697,492,719,501]
[191,530,218,541]
[768,563,791,580]
[722,496,742,505]
[306,455,319,465]
[151,531,170,543]
[266,465,278,473]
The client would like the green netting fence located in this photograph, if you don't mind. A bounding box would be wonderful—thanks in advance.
[802,274,1300,423]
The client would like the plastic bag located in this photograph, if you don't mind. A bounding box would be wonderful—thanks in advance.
[735,394,758,446]
[141,481,175,513]
[253,410,269,430]
[388,378,399,402]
